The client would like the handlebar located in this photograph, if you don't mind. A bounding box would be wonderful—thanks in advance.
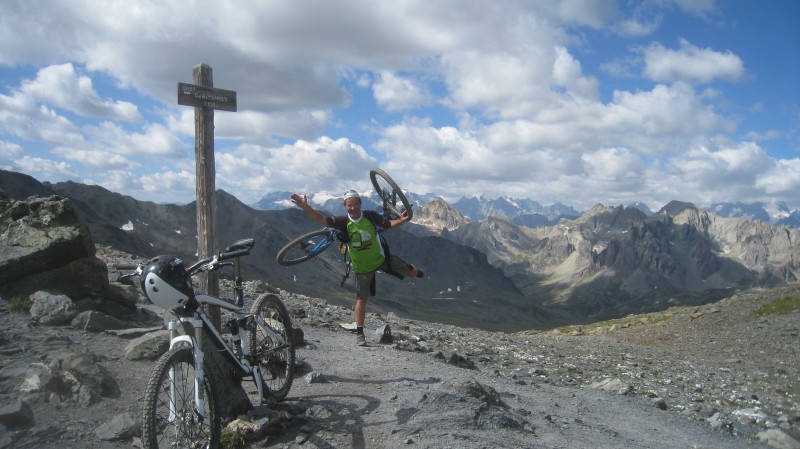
[113,237,255,279]
[219,248,250,260]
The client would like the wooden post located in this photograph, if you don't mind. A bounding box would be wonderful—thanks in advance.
[178,65,248,419]
[178,69,237,329]
[193,63,219,330]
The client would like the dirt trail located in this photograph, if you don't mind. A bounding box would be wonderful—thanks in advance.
[280,322,767,449]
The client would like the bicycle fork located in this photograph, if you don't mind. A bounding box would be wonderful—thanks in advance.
[168,317,207,423]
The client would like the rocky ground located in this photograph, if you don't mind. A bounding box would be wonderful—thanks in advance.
[0,251,798,448]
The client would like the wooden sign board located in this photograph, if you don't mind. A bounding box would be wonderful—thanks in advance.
[177,82,237,112]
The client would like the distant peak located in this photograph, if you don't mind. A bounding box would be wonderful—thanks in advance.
[658,200,699,217]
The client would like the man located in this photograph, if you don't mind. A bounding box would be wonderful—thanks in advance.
[290,190,425,346]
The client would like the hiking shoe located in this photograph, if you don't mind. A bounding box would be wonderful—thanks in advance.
[356,334,367,346]
[415,266,425,278]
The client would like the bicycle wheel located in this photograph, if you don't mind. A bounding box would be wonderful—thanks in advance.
[370,167,413,221]
[141,346,220,449]
[250,293,296,401]
[276,229,333,266]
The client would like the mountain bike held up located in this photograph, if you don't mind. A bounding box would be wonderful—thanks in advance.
[276,167,413,267]
[117,238,295,449]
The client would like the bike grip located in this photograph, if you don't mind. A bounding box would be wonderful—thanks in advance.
[219,248,250,260]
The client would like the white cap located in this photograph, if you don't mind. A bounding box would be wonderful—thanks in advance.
[343,190,360,201]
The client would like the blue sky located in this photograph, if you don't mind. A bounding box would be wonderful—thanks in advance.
[1,0,798,213]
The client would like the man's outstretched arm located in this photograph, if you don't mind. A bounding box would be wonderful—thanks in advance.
[384,208,411,229]
[290,193,328,226]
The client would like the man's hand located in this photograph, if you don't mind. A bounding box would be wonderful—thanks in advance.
[290,193,308,209]
[290,193,328,226]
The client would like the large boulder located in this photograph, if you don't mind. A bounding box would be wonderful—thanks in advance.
[0,194,118,300]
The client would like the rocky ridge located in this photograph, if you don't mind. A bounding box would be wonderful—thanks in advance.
[1,242,797,448]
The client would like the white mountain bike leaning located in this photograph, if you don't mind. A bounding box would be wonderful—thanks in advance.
[118,238,295,449]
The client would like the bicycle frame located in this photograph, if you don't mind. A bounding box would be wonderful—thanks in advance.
[302,229,337,258]
[165,295,289,421]
[133,237,296,447]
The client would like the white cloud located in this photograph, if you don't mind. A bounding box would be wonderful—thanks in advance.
[20,64,141,121]
[51,147,135,170]
[553,47,599,100]
[373,72,431,112]
[745,129,782,141]
[0,0,797,213]
[672,0,716,16]
[556,0,618,28]
[442,50,557,120]
[616,17,661,37]
[14,155,79,180]
[756,158,800,196]
[643,39,745,84]
[214,137,377,203]
[0,140,24,166]
[0,89,85,146]
[81,121,188,158]
[140,169,196,199]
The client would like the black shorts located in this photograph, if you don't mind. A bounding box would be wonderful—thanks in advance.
[354,255,414,298]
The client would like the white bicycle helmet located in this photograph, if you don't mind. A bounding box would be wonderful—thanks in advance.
[141,255,192,309]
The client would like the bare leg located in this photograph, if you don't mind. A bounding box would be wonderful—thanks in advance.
[355,297,368,327]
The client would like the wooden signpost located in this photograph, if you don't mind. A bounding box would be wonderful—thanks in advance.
[178,63,237,330]
[178,82,237,112]
[177,65,252,417]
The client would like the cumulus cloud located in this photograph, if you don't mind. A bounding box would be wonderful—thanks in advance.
[556,0,618,28]
[0,88,84,146]
[14,154,79,180]
[373,72,431,112]
[643,39,745,84]
[214,137,377,202]
[139,169,196,199]
[19,64,142,121]
[0,140,24,163]
[0,0,797,212]
[51,147,134,170]
[672,0,716,16]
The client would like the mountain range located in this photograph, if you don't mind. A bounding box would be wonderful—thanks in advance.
[2,169,798,331]
[253,189,800,228]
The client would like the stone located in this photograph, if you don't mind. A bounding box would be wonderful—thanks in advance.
[71,310,129,332]
[96,412,140,441]
[447,353,475,370]
[0,400,35,428]
[304,372,327,384]
[589,377,628,392]
[124,330,169,361]
[757,429,800,449]
[0,195,118,301]
[60,353,120,398]
[0,195,94,284]
[29,291,76,325]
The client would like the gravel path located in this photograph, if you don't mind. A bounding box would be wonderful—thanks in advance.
[2,282,797,448]
[281,318,768,449]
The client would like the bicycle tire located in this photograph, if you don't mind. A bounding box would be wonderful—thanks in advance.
[370,167,413,221]
[141,346,220,449]
[276,229,333,266]
[250,293,296,401]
